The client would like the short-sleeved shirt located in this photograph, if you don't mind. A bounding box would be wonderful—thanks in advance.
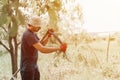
[20,29,39,71]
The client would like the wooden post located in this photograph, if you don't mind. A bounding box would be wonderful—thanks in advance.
[106,33,110,63]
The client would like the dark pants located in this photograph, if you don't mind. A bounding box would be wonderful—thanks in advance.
[20,68,40,80]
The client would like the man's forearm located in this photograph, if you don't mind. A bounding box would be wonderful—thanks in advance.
[40,36,49,46]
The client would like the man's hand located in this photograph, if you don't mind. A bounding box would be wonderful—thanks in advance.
[60,43,67,52]
[47,28,54,37]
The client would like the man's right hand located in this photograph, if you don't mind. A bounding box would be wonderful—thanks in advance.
[60,43,67,52]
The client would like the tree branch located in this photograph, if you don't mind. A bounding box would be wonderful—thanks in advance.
[1,26,8,33]
[0,40,10,52]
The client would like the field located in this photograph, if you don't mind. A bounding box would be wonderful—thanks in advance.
[0,32,120,80]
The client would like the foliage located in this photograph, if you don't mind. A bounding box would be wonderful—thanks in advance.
[19,0,83,33]
[19,0,62,31]
[0,0,25,38]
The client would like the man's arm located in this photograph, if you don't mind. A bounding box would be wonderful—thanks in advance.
[40,35,50,46]
[40,29,54,46]
[33,42,60,53]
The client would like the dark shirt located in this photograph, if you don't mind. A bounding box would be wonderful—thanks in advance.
[20,29,39,71]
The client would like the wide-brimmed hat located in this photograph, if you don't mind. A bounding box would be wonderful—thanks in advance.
[28,16,41,27]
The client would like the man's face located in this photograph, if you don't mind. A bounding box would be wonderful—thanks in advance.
[32,26,41,32]
[29,24,41,32]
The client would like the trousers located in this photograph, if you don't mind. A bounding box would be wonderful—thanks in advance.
[20,68,40,80]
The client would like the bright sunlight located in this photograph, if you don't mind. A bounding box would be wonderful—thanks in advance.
[80,0,120,32]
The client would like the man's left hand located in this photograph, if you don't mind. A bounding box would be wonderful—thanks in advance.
[47,29,54,37]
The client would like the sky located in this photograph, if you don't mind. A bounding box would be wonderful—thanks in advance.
[79,0,120,32]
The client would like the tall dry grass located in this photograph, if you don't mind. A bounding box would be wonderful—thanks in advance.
[0,32,120,80]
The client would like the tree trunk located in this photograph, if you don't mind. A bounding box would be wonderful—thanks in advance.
[8,36,18,79]
[13,36,18,76]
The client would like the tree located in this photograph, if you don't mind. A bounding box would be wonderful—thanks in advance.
[0,0,25,78]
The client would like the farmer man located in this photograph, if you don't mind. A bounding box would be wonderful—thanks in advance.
[20,16,67,80]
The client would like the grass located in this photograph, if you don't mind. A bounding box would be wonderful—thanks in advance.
[0,53,12,79]
[0,33,120,80]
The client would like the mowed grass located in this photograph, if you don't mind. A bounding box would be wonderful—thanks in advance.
[0,35,120,80]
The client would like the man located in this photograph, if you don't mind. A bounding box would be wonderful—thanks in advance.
[20,16,67,80]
